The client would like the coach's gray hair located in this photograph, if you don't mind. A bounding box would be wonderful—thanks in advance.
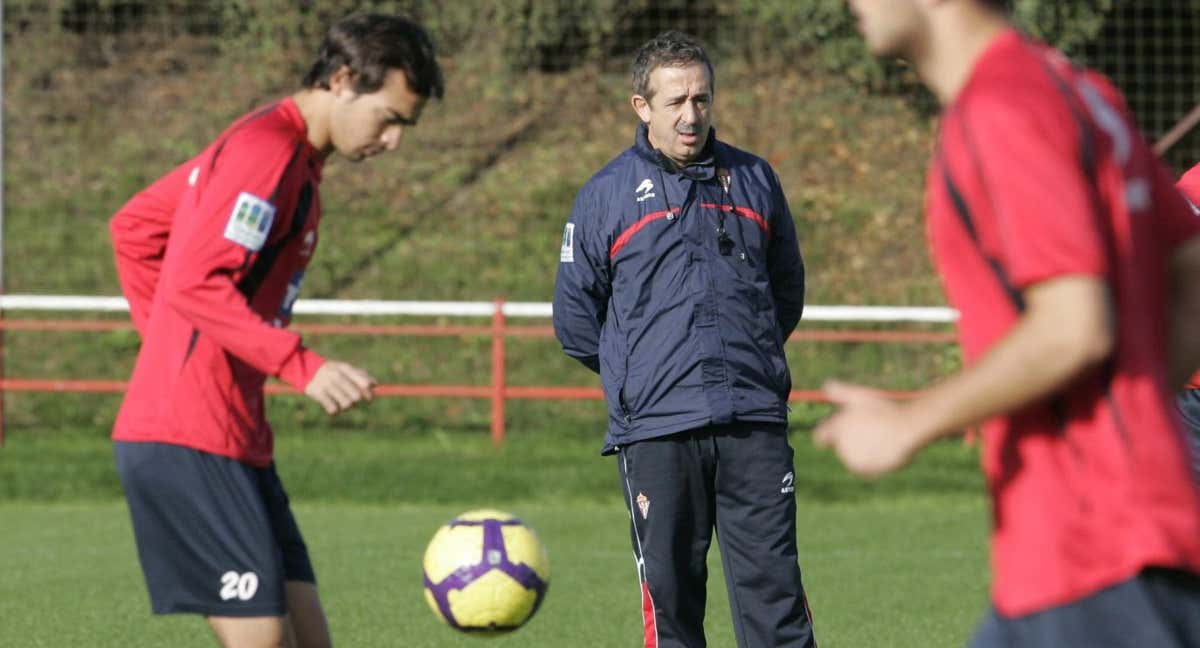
[631,31,714,100]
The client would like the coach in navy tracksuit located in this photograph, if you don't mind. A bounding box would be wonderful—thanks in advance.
[553,30,816,648]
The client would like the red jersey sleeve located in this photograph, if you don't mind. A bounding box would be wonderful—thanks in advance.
[959,89,1108,289]
[1151,160,1200,254]
[1180,163,1200,210]
[109,161,193,335]
[160,129,324,390]
[1175,164,1200,390]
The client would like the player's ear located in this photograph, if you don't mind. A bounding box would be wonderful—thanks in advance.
[328,65,356,99]
[631,94,652,123]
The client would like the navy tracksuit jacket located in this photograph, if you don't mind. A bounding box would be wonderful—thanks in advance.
[553,124,806,453]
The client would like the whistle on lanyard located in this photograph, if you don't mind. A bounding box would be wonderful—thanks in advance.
[717,225,734,256]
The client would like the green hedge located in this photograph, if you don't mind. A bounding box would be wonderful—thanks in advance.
[6,0,1121,73]
[5,0,1195,164]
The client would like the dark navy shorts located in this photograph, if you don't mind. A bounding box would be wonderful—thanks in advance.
[115,441,315,617]
[1175,389,1200,477]
[969,568,1200,648]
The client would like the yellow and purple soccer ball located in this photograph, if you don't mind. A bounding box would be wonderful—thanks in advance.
[422,509,550,634]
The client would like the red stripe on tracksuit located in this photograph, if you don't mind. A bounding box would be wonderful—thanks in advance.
[641,581,658,648]
[609,204,770,260]
[609,208,680,259]
[699,202,771,236]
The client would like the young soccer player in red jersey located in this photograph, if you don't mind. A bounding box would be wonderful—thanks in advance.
[108,13,442,648]
[816,1,1200,645]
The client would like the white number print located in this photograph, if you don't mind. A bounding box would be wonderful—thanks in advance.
[219,571,260,601]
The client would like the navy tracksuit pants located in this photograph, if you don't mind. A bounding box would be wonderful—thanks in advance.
[616,421,817,648]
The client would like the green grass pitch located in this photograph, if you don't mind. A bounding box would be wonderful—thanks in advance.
[1,497,987,647]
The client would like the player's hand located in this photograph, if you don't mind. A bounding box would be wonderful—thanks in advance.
[304,361,377,415]
[812,380,922,479]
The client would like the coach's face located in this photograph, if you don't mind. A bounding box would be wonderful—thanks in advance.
[632,63,713,167]
[849,0,928,59]
[329,67,426,163]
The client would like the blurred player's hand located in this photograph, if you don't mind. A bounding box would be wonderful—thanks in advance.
[813,380,921,479]
[305,361,377,415]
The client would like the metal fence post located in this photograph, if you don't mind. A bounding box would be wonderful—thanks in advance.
[490,299,506,445]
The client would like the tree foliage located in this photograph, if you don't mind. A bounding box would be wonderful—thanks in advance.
[12,0,1130,73]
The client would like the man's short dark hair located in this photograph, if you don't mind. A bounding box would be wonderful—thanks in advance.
[631,30,714,100]
[303,13,444,100]
[979,0,1012,12]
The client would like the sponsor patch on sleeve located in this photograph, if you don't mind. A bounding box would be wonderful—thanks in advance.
[223,192,276,251]
[560,223,575,263]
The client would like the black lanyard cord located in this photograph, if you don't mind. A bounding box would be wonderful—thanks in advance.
[655,154,733,256]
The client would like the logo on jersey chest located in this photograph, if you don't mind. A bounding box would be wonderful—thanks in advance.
[635,178,656,203]
[717,168,731,193]
[298,230,316,258]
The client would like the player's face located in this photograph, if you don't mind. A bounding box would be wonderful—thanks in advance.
[330,68,427,163]
[633,63,713,167]
[848,0,927,58]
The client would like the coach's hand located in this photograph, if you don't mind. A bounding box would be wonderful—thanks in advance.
[813,380,921,479]
[305,361,377,415]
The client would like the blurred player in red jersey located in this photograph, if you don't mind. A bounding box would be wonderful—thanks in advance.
[108,13,442,648]
[1180,163,1200,204]
[1174,162,1200,472]
[816,1,1200,645]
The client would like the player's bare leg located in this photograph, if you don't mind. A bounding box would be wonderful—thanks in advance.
[206,615,288,648]
[285,581,332,648]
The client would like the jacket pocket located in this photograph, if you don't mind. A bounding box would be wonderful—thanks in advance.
[769,320,792,397]
[617,340,634,425]
[618,381,632,423]
[733,280,790,397]
[600,324,633,426]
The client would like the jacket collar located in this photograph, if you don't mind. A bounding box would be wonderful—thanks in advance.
[633,122,718,181]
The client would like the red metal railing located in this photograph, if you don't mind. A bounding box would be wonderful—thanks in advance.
[0,303,956,445]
